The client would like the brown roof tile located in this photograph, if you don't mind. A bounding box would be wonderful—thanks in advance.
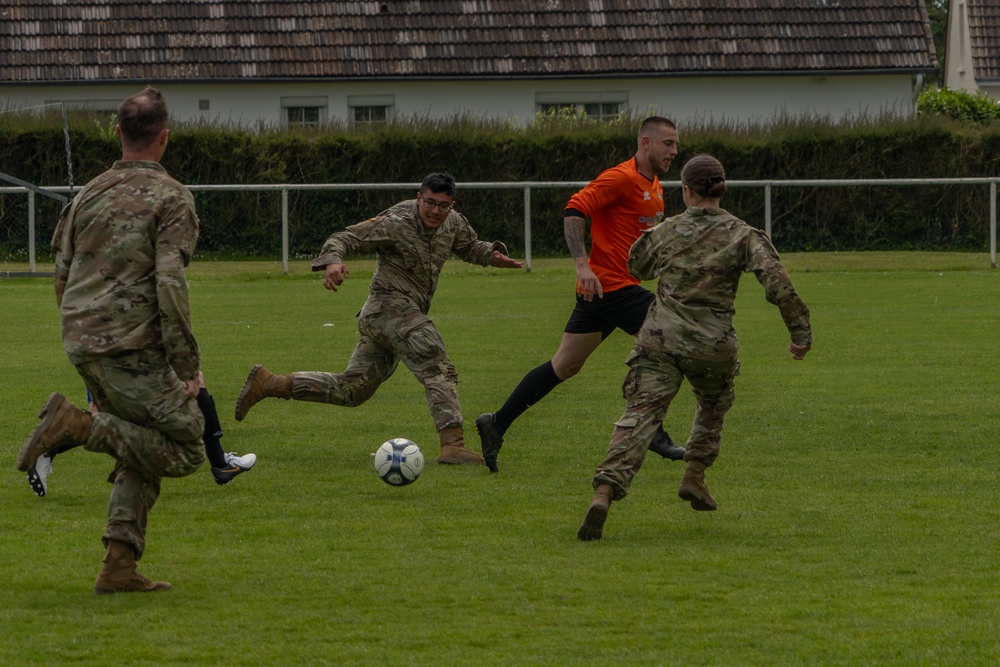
[966,0,1000,80]
[0,0,937,83]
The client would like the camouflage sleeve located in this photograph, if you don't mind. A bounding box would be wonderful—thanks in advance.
[746,229,812,346]
[311,215,394,271]
[155,190,201,381]
[626,228,657,281]
[450,213,507,266]
[51,199,77,307]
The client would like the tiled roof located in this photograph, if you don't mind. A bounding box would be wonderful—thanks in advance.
[0,1,937,83]
[966,0,1000,80]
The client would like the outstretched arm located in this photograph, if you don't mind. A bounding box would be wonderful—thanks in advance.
[747,229,812,359]
[323,263,350,291]
[490,250,523,269]
[565,215,602,301]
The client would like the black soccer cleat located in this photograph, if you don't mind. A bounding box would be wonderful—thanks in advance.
[27,453,53,497]
[211,452,257,485]
[475,413,504,473]
[648,428,685,461]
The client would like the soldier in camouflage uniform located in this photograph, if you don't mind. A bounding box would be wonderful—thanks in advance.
[235,172,523,465]
[578,154,812,541]
[17,87,206,592]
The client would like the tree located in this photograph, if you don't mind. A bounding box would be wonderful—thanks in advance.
[925,0,947,86]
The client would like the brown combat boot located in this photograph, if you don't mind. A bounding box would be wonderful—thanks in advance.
[577,483,614,541]
[678,460,718,511]
[93,540,171,595]
[436,426,485,465]
[235,365,291,421]
[16,392,93,472]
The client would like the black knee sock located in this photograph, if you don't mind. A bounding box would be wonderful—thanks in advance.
[45,443,79,461]
[197,388,227,468]
[493,360,564,434]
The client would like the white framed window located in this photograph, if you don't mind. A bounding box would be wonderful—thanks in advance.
[535,92,628,120]
[348,95,395,126]
[281,96,328,127]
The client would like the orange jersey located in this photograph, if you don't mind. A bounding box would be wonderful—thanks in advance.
[565,158,664,293]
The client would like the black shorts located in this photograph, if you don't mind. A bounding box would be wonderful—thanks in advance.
[563,284,655,339]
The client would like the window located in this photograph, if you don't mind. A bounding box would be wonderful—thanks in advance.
[281,97,327,127]
[286,106,321,126]
[348,95,395,127]
[353,105,389,125]
[535,92,628,120]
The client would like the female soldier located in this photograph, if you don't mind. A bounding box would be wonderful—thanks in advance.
[578,154,812,541]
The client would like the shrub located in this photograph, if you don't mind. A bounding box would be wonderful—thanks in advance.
[1,110,998,258]
[918,86,1000,123]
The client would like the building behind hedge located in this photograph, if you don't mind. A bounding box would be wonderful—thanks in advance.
[1,1,937,128]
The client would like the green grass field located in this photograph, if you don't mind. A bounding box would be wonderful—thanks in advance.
[1,253,998,666]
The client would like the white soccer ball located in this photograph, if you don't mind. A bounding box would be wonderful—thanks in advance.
[373,438,425,486]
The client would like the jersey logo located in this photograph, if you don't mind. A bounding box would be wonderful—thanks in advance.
[643,191,651,201]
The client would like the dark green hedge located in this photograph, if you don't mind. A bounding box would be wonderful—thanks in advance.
[2,112,998,260]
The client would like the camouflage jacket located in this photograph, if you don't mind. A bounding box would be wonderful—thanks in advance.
[628,206,812,360]
[311,199,506,314]
[51,160,201,381]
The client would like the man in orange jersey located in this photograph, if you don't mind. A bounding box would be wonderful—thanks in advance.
[476,116,684,472]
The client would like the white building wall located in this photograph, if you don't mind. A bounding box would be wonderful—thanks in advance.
[945,0,978,94]
[0,74,918,128]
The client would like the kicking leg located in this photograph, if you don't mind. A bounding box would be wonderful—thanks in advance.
[478,332,602,471]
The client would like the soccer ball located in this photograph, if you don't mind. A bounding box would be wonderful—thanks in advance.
[373,438,425,486]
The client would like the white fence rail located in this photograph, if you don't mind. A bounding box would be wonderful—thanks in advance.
[4,178,998,273]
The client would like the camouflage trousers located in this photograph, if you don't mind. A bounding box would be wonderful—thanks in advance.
[593,345,739,500]
[76,348,205,559]
[291,299,462,432]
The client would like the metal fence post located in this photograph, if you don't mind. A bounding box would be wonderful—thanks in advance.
[523,185,532,273]
[28,191,36,273]
[764,183,772,238]
[991,180,997,269]
[282,188,290,275]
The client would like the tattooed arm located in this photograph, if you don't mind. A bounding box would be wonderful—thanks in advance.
[564,214,603,300]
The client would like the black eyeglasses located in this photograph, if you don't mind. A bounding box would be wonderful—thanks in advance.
[420,197,454,212]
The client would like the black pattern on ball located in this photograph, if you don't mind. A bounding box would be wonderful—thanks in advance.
[374,438,425,486]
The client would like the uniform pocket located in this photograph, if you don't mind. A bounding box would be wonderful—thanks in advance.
[613,416,639,429]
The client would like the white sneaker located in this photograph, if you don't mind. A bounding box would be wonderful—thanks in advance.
[27,453,53,497]
[225,452,257,470]
[212,452,257,485]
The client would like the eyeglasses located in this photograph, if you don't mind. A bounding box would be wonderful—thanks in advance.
[420,197,454,212]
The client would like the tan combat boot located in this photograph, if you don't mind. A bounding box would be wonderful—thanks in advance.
[678,460,718,511]
[235,365,291,421]
[577,483,614,541]
[436,426,485,465]
[93,540,171,595]
[17,392,93,472]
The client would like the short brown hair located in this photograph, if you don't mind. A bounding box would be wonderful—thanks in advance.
[117,86,169,149]
[638,115,677,138]
[420,172,457,197]
[681,154,727,199]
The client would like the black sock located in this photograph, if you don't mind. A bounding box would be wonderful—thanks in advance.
[44,443,79,461]
[493,360,563,434]
[197,388,227,468]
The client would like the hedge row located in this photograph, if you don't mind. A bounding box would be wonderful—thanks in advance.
[1,112,998,259]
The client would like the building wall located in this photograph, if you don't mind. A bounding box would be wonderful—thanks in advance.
[945,0,979,93]
[0,74,919,128]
